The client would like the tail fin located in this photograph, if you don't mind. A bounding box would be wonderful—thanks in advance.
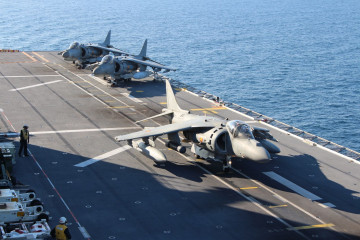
[165,79,184,112]
[103,30,111,46]
[135,80,187,124]
[137,39,147,59]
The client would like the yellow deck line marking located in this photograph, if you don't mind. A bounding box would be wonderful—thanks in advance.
[136,90,144,92]
[105,100,116,103]
[32,52,49,62]
[160,102,167,104]
[202,110,218,114]
[240,187,259,190]
[191,107,226,111]
[22,52,37,62]
[96,94,110,97]
[107,106,135,109]
[287,224,334,231]
[269,205,288,209]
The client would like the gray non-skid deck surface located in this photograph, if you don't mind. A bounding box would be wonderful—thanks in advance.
[0,51,359,240]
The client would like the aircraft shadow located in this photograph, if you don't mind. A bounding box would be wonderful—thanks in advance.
[232,153,360,215]
[7,142,359,240]
[115,79,167,99]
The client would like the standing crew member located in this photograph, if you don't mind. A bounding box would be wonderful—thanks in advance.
[51,217,71,240]
[18,125,29,157]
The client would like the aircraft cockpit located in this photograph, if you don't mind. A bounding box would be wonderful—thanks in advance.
[226,120,254,139]
[100,55,114,64]
[69,42,80,49]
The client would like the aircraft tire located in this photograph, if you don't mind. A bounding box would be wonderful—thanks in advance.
[30,199,42,207]
[37,213,49,222]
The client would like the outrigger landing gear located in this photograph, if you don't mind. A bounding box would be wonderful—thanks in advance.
[222,156,232,173]
[153,71,161,81]
[74,60,83,69]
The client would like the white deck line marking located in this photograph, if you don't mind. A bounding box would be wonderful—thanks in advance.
[263,171,322,201]
[0,75,59,78]
[121,93,143,103]
[86,74,108,86]
[319,202,336,208]
[31,127,140,135]
[9,80,63,91]
[74,145,132,167]
[78,226,91,239]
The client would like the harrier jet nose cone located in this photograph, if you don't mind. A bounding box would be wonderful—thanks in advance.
[93,66,106,76]
[233,138,271,163]
[62,51,70,58]
[93,66,101,75]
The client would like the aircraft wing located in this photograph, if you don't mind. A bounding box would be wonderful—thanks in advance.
[115,119,216,141]
[91,45,131,56]
[252,126,270,132]
[251,126,277,141]
[122,57,177,71]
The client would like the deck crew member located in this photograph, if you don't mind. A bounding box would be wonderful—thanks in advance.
[18,125,30,157]
[51,217,72,240]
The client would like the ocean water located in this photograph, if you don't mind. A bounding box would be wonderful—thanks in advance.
[0,0,359,152]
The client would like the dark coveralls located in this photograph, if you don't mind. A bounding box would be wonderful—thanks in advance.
[50,224,72,240]
[18,127,29,157]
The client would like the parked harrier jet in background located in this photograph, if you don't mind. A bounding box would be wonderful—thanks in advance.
[59,30,131,68]
[91,39,176,84]
[115,80,280,172]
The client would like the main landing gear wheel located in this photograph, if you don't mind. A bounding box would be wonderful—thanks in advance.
[37,213,49,222]
[222,157,232,173]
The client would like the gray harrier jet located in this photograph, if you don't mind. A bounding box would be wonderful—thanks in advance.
[91,39,176,84]
[59,30,130,68]
[115,80,280,171]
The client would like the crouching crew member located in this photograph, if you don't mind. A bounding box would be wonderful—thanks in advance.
[18,125,29,157]
[51,217,71,240]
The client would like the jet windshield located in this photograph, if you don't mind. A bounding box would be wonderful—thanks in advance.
[226,120,254,139]
[69,42,80,49]
[101,55,114,64]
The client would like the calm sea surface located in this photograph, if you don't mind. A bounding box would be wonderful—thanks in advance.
[1,0,359,152]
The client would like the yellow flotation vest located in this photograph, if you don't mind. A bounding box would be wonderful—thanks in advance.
[55,224,68,240]
[21,129,29,140]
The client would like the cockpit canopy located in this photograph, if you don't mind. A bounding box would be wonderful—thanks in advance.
[226,120,254,139]
[69,42,80,49]
[101,55,114,64]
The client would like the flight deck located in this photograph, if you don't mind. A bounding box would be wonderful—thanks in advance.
[0,51,359,240]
